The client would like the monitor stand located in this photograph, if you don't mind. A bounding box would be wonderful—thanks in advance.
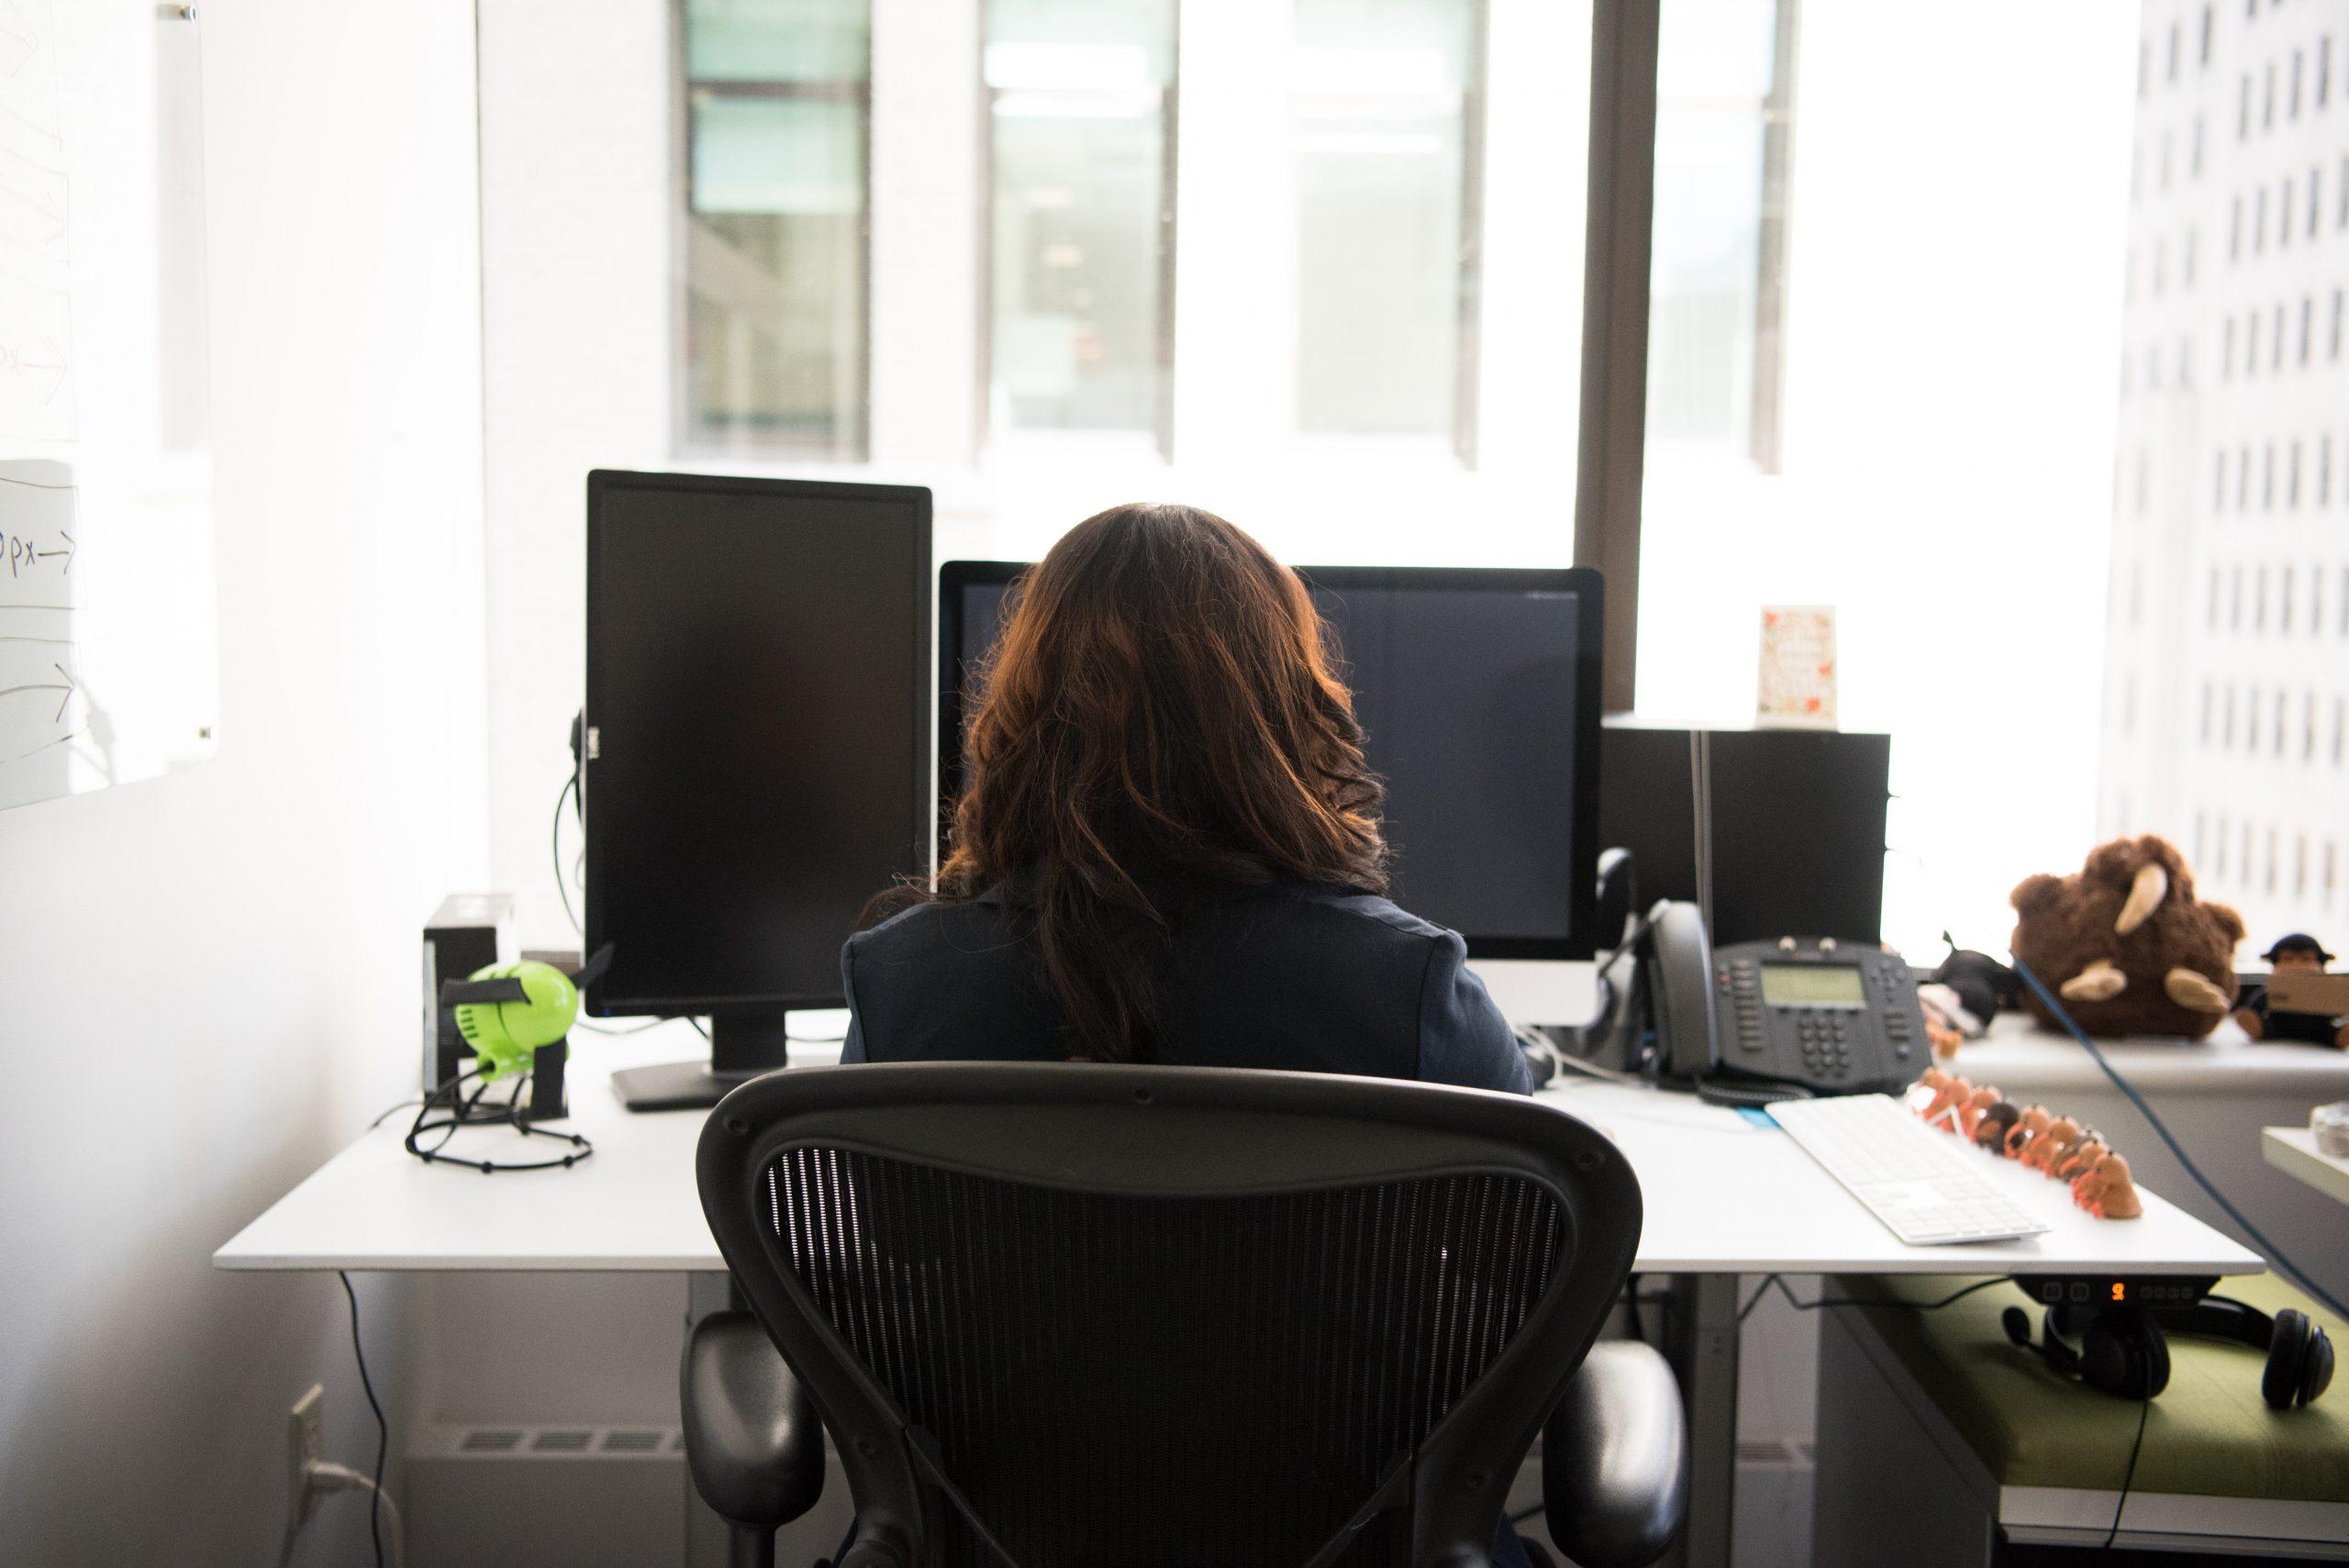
[610,1014,794,1113]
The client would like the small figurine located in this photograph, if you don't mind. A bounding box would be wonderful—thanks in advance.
[1921,1074,1975,1130]
[2054,1131,2109,1183]
[1906,1067,1952,1118]
[2022,1115,2080,1173]
[2073,1151,2144,1218]
[1958,1084,2004,1139]
[1974,1098,2021,1153]
[2232,934,2349,1049]
[2006,1105,2052,1158]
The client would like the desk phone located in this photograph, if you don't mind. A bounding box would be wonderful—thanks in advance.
[1709,937,1920,1095]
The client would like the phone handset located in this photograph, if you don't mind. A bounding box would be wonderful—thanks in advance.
[1640,899,1809,1107]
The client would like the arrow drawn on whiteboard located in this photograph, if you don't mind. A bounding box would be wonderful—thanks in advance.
[0,661,74,721]
[33,529,69,568]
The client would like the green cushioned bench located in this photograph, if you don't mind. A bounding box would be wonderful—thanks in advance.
[1812,1273,2349,1566]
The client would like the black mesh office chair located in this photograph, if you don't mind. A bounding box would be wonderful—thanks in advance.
[685,1062,1687,1568]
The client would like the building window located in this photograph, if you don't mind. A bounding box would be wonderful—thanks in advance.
[2311,166,2323,239]
[2230,193,2242,258]
[2279,175,2292,247]
[677,0,872,458]
[2214,450,2228,511]
[2333,290,2345,361]
[1293,0,1487,458]
[984,0,1180,451]
[2323,35,2336,106]
[2192,116,2206,177]
[2201,6,2214,67]
[2223,313,2236,377]
[2290,48,2303,117]
[2254,185,2266,253]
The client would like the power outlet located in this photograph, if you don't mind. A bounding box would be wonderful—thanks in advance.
[286,1385,325,1534]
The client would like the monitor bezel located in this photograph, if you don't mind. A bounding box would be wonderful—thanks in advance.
[936,559,1604,961]
[584,468,934,1017]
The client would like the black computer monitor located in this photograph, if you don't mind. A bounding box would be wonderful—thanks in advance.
[938,562,1604,959]
[585,471,931,1109]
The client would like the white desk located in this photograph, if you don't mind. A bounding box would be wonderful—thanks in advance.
[215,1047,2257,1282]
[2265,1126,2349,1207]
[220,1028,2254,1568]
[217,1037,2260,1568]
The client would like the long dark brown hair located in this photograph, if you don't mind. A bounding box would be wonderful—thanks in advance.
[936,503,1388,1062]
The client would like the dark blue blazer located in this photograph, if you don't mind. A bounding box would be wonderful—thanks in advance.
[840,881,1533,1095]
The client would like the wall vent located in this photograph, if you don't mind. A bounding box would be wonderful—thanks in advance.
[427,1423,685,1462]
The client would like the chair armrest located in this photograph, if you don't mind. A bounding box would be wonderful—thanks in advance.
[682,1310,826,1529]
[1542,1340,1688,1568]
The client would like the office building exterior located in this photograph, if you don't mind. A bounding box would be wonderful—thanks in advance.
[2102,0,2349,950]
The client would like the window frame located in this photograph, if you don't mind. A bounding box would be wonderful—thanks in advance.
[974,0,1183,462]
[671,0,877,462]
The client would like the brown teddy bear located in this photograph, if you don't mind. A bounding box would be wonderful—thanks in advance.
[2010,835,2243,1039]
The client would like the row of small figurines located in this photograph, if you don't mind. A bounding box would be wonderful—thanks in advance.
[1905,1068,2143,1219]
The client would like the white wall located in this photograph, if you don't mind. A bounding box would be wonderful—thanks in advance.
[0,2,487,1562]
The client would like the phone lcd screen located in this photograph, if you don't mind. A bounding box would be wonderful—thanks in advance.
[1761,964,1866,1008]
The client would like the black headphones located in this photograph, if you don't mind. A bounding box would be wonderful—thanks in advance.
[2005,1297,2334,1409]
[2005,1303,2171,1399]
[2182,1296,2335,1411]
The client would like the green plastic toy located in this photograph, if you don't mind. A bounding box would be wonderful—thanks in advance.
[449,960,581,1083]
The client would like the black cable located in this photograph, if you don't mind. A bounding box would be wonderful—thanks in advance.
[367,1098,423,1131]
[338,1272,387,1568]
[2012,959,2349,1321]
[2106,1397,2151,1551]
[1736,1273,2011,1327]
[553,773,583,936]
[404,1065,593,1173]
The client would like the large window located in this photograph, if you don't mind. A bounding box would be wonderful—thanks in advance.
[984,0,1178,453]
[679,0,871,458]
[1291,0,1486,460]
[1645,0,1793,467]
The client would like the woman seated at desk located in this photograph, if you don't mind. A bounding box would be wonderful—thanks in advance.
[840,502,1540,1564]
[840,499,1532,1095]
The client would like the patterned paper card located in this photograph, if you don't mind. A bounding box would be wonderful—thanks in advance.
[1757,606,1837,729]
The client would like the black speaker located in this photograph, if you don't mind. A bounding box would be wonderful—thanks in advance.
[1598,726,1890,946]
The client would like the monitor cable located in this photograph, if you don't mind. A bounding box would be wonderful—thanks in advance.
[2011,958,2348,1322]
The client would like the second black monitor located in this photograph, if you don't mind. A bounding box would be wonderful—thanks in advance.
[940,562,1603,959]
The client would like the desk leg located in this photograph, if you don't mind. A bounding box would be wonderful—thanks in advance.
[1661,1273,1740,1568]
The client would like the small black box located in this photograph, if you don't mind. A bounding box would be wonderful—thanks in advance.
[422,894,515,1095]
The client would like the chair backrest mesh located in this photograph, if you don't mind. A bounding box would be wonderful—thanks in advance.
[764,1145,1566,1568]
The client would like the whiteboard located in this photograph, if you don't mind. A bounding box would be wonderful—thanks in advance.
[0,0,218,811]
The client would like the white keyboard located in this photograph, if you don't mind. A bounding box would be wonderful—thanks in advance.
[1767,1094,2053,1246]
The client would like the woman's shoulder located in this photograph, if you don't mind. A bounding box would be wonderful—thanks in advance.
[1205,882,1458,951]
[846,895,1019,968]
